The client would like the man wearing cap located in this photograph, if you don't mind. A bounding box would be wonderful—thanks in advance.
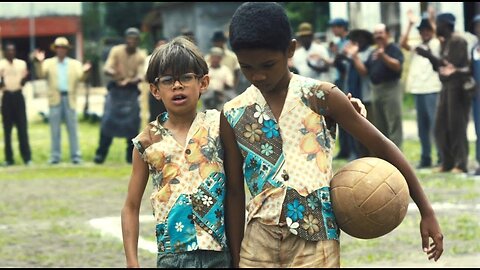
[329,18,350,88]
[416,13,471,173]
[400,11,442,169]
[292,22,332,82]
[94,27,147,164]
[0,42,31,166]
[205,30,241,93]
[328,18,359,160]
[33,37,91,164]
[470,14,480,175]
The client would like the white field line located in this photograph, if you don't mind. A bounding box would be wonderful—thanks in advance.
[407,202,480,212]
[88,202,480,254]
[88,215,157,253]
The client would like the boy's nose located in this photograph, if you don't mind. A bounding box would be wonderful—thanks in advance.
[252,73,266,82]
[172,80,184,90]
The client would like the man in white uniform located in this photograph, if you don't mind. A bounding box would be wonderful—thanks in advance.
[292,22,332,82]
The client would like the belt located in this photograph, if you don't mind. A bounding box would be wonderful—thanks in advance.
[60,92,68,96]
[3,90,22,95]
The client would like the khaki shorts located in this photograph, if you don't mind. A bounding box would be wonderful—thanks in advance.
[239,219,340,268]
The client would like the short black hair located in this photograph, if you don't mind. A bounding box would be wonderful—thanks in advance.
[229,2,292,53]
[145,36,208,84]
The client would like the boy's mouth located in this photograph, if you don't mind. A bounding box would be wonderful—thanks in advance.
[172,94,187,104]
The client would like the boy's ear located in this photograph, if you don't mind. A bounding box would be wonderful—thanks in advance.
[149,84,162,100]
[287,39,297,58]
[199,74,210,94]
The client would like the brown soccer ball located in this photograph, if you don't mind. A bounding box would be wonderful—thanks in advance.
[330,157,410,239]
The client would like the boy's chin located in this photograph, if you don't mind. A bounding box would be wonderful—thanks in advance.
[254,83,271,92]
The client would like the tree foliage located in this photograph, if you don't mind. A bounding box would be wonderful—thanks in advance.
[283,2,330,34]
[104,2,154,36]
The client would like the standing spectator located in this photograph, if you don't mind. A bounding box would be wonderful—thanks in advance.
[145,37,168,122]
[93,27,147,164]
[181,28,196,44]
[329,18,357,160]
[0,42,31,166]
[343,29,375,158]
[33,37,91,165]
[349,23,405,149]
[292,22,332,82]
[205,30,241,95]
[288,57,299,74]
[329,18,350,89]
[203,47,234,110]
[400,12,442,169]
[470,15,480,175]
[416,13,471,173]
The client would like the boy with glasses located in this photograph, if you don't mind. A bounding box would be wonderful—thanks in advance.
[121,36,231,268]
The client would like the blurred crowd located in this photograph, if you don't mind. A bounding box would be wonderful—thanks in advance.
[1,8,480,176]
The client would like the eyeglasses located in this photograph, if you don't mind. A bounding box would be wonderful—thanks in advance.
[154,73,203,88]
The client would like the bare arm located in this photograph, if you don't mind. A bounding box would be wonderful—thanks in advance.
[78,61,92,82]
[32,49,46,79]
[400,9,417,51]
[344,42,368,76]
[20,62,29,86]
[132,56,146,84]
[103,47,117,77]
[400,24,414,51]
[220,111,245,268]
[326,85,444,261]
[121,148,149,268]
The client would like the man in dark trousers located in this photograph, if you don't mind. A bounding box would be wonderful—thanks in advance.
[0,43,31,166]
[471,15,480,176]
[93,27,147,164]
[349,23,405,149]
[416,13,471,173]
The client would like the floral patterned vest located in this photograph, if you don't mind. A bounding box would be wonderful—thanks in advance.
[132,110,227,253]
[223,74,340,241]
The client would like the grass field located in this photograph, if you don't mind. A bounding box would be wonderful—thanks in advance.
[0,110,479,267]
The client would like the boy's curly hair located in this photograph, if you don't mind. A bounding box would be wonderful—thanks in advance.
[229,2,292,53]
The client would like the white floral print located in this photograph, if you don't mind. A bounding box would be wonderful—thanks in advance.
[175,222,184,232]
[286,217,299,235]
[253,104,271,124]
[202,195,213,207]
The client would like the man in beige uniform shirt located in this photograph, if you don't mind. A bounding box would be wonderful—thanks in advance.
[33,37,91,165]
[93,27,146,164]
[205,30,241,94]
[0,42,31,166]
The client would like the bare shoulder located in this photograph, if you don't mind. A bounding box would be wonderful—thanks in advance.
[315,80,339,94]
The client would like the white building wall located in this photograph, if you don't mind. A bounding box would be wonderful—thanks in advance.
[438,2,465,33]
[0,2,82,18]
[330,2,466,35]
[329,2,348,20]
[359,2,381,31]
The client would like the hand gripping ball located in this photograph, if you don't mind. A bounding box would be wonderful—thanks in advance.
[330,157,409,239]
